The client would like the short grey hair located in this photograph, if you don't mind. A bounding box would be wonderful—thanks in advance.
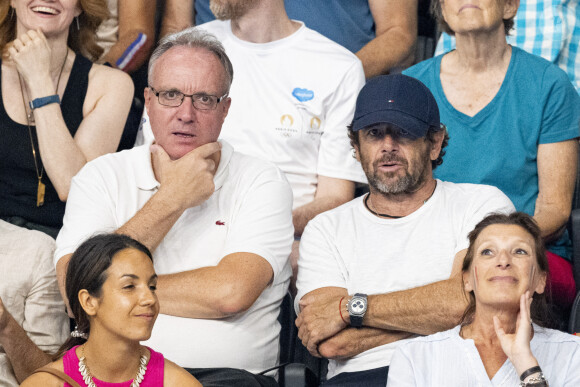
[147,28,234,94]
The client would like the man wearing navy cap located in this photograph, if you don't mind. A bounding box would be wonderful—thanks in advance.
[295,75,515,386]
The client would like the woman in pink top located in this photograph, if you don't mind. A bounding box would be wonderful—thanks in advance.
[21,234,200,387]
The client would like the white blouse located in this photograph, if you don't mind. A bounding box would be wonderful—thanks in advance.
[387,324,580,386]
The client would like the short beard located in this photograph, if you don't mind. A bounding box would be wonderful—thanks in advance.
[368,172,424,194]
[364,151,431,195]
[210,0,257,20]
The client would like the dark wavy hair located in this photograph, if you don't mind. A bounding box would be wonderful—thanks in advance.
[53,234,153,359]
[0,0,109,61]
[347,123,449,170]
[430,0,515,37]
[459,212,553,328]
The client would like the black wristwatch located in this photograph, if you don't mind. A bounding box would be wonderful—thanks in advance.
[347,293,368,328]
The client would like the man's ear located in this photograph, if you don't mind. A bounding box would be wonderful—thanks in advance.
[219,96,232,123]
[429,129,445,161]
[78,289,99,317]
[353,145,361,162]
[144,86,153,112]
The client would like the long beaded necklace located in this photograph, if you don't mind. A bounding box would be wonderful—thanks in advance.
[17,49,68,207]
[78,345,148,387]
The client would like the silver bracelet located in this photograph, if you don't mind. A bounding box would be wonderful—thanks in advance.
[519,372,549,386]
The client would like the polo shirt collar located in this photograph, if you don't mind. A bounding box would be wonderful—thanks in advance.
[134,140,234,192]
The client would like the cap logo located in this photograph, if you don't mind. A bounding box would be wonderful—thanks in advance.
[387,99,395,103]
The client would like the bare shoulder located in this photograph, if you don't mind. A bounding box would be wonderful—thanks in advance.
[83,63,134,114]
[88,63,133,85]
[163,359,202,386]
[87,63,134,98]
[20,359,65,387]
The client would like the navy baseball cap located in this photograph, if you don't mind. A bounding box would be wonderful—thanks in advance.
[351,74,440,138]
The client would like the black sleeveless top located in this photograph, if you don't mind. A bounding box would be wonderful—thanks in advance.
[0,54,92,228]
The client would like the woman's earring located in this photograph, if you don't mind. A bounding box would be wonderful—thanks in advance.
[10,7,15,20]
[71,326,88,340]
[75,16,80,30]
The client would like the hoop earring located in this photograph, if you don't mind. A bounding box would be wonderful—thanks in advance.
[75,16,80,30]
[10,7,15,20]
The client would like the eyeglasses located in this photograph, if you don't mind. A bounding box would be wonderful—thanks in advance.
[149,86,228,110]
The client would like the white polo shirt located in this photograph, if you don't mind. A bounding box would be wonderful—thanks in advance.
[56,141,294,372]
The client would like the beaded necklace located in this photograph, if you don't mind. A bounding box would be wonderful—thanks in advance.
[78,345,148,387]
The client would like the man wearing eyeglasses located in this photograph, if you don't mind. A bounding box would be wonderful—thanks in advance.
[55,29,293,386]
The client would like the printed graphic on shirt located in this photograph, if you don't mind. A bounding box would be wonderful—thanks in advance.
[307,117,322,135]
[277,114,297,137]
[292,88,314,102]
[272,88,324,140]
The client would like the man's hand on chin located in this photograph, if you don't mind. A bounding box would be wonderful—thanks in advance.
[151,142,221,211]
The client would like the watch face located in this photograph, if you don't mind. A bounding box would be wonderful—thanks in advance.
[349,297,367,316]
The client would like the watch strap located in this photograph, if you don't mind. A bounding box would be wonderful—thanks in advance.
[29,95,61,110]
[350,313,363,327]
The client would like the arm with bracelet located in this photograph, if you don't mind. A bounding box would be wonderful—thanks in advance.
[6,25,133,202]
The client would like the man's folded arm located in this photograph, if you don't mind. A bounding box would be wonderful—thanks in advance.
[156,252,274,319]
[356,249,468,336]
[318,327,413,359]
[297,250,468,356]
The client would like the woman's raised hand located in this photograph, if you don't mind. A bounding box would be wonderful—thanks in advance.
[7,29,52,86]
[493,291,539,374]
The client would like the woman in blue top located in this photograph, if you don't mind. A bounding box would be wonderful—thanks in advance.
[404,0,580,308]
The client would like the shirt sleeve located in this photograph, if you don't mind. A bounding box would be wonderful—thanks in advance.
[222,168,294,282]
[538,65,580,144]
[562,339,580,385]
[457,186,515,252]
[25,236,69,353]
[316,59,367,184]
[54,161,119,265]
[386,345,419,387]
[295,216,348,313]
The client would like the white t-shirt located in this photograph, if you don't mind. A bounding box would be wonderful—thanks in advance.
[55,141,294,373]
[388,324,580,386]
[197,20,367,209]
[296,180,515,378]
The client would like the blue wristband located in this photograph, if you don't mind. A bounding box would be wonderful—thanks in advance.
[29,95,60,110]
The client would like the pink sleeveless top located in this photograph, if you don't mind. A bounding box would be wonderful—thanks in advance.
[63,345,164,387]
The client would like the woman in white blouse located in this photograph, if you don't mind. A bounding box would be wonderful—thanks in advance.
[387,212,580,387]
